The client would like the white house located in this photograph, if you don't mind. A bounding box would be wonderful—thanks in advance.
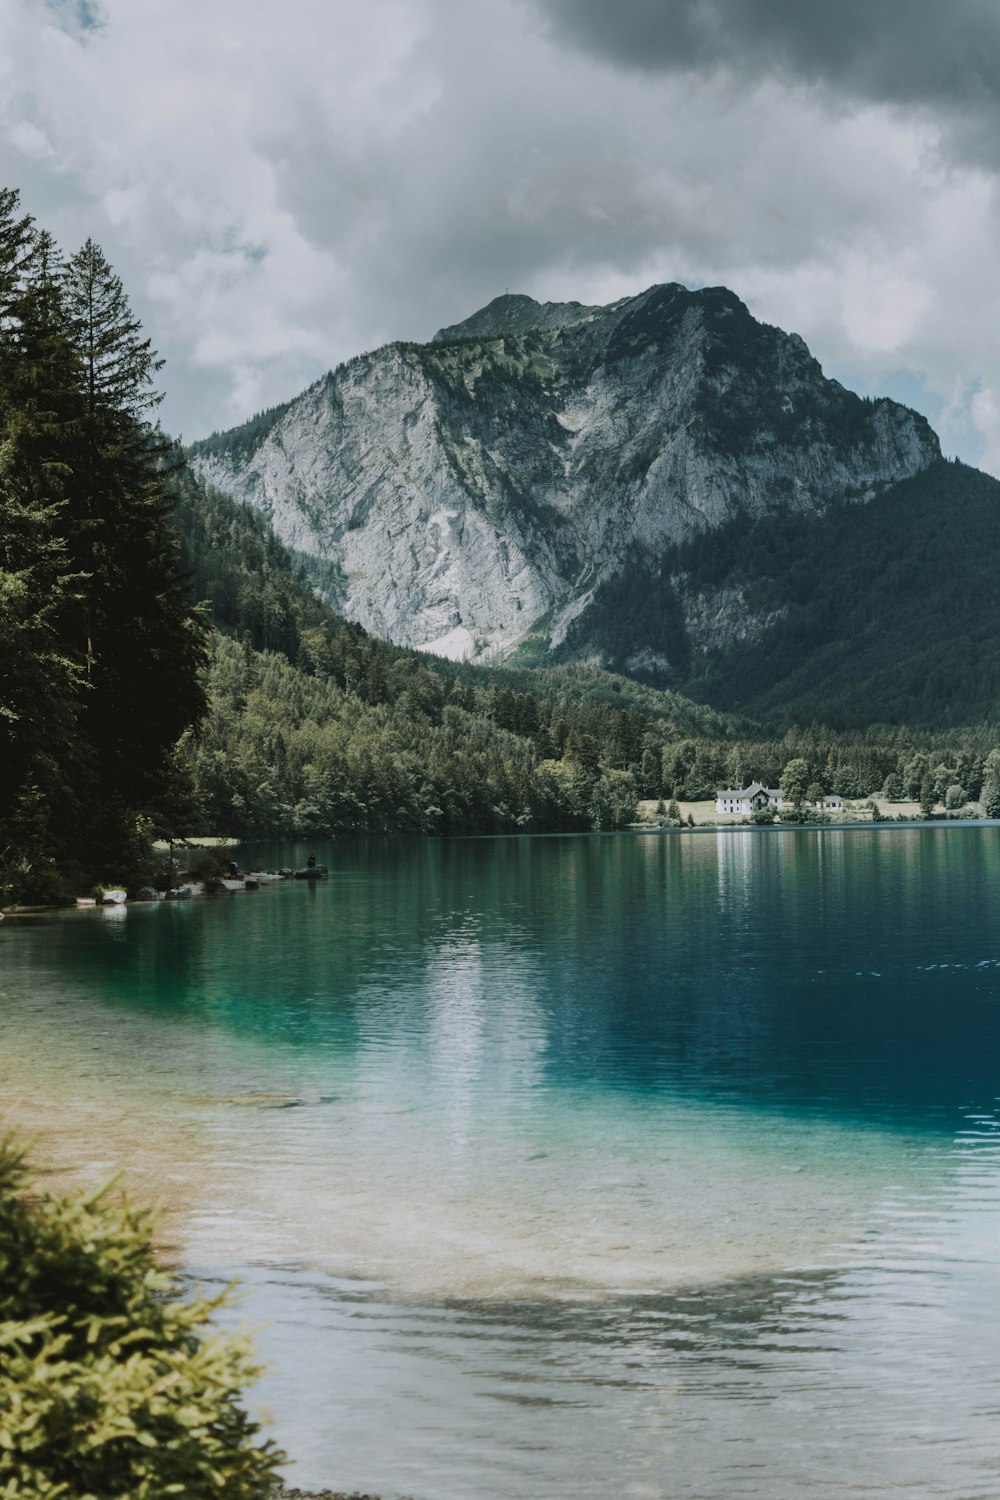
[715,782,785,816]
[815,795,844,813]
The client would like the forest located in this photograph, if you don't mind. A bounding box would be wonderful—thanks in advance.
[3,185,999,905]
[0,188,205,903]
[566,460,1000,728]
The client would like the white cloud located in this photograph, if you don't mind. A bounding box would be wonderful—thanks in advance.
[1,0,1000,471]
[970,387,1000,475]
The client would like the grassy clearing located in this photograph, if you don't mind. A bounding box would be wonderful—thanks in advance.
[152,835,235,851]
[634,798,977,826]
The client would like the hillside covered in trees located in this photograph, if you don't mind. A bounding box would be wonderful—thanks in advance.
[558,460,1000,728]
[169,464,726,839]
[170,465,1000,839]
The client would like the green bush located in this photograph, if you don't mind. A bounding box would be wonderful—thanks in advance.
[184,850,231,894]
[0,1135,283,1499]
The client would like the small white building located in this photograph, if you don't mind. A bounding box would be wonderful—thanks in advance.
[715,782,785,816]
[815,795,844,813]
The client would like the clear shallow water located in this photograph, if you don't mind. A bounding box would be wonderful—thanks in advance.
[3,827,1000,1497]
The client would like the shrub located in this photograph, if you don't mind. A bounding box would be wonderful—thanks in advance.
[185,849,231,893]
[0,1135,283,1499]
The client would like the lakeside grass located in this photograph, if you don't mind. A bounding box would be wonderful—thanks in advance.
[635,797,974,825]
[151,835,235,851]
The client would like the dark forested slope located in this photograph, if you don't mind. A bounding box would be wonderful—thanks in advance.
[563,460,1000,728]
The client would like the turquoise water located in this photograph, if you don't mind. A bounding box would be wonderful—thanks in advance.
[3,827,1000,1497]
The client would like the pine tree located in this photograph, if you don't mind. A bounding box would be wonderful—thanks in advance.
[1,204,208,898]
[0,220,89,898]
[0,187,33,331]
[62,238,206,839]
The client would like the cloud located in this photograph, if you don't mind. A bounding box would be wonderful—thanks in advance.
[1,0,999,473]
[530,1,1000,118]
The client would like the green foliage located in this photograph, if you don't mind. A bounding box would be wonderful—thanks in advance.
[0,1135,282,1499]
[781,757,810,808]
[187,634,620,837]
[580,460,1000,730]
[557,543,691,678]
[982,749,1000,818]
[186,400,292,468]
[0,190,206,903]
[919,773,936,818]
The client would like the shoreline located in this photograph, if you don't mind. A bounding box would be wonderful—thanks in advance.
[630,815,1000,835]
[4,818,999,919]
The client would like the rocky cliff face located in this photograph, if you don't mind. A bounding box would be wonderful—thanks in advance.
[188,284,939,662]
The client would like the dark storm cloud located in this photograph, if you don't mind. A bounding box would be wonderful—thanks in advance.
[7,0,1000,468]
[533,0,1000,117]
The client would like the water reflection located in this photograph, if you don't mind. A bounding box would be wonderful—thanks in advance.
[6,828,1000,1134]
[4,829,1000,1495]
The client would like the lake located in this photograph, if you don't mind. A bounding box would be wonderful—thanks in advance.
[3,826,1000,1498]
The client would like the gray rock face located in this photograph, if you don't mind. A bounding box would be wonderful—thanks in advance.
[189,284,939,662]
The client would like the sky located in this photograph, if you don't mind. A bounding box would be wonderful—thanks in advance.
[2,0,999,469]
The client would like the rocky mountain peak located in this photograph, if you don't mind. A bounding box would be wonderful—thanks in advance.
[433,291,601,343]
[189,284,940,665]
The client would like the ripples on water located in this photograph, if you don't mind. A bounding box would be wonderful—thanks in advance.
[3,827,1000,1498]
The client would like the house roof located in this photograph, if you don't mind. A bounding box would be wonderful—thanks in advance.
[716,782,782,798]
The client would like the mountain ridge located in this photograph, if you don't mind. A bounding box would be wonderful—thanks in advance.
[188,281,939,676]
[432,290,604,342]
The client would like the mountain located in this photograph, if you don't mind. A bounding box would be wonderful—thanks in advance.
[188,283,938,670]
[566,458,1000,728]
